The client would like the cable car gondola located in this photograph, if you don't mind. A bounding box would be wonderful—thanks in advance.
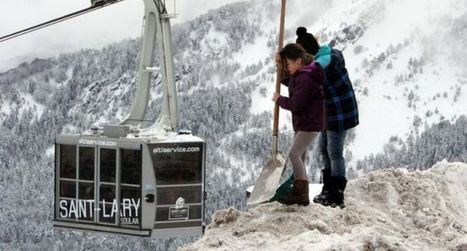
[50,0,206,238]
[0,0,203,238]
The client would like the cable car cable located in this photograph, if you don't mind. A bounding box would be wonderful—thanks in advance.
[0,0,124,43]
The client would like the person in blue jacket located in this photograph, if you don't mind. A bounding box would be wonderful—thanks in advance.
[295,27,359,208]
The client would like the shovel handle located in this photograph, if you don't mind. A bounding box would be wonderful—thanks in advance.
[272,0,286,155]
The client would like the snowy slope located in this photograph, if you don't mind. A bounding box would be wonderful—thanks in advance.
[1,0,465,172]
[248,0,467,165]
[331,0,467,162]
[182,162,467,251]
[180,0,467,181]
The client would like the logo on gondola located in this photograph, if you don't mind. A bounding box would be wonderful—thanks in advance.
[59,198,140,225]
[78,139,117,147]
[169,197,189,220]
[175,197,185,209]
[153,146,200,154]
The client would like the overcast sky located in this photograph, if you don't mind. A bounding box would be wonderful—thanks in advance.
[0,0,243,72]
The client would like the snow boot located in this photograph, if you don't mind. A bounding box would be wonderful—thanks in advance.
[313,168,331,204]
[328,176,347,209]
[278,179,309,206]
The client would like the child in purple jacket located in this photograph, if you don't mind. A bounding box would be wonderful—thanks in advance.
[272,43,325,205]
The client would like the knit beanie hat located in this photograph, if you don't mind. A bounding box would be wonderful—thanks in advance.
[296,27,320,55]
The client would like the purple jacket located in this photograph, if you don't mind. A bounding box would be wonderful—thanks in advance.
[277,62,325,132]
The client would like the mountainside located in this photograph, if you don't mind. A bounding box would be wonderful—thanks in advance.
[0,0,466,249]
[1,0,466,180]
[183,162,467,251]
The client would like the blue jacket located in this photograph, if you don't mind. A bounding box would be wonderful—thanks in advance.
[314,45,359,131]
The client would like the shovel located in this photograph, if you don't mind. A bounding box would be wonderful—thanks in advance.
[247,0,287,206]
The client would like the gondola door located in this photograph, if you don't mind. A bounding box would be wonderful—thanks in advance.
[97,145,144,229]
[55,138,148,235]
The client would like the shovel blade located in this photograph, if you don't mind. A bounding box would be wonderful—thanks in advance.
[247,154,286,205]
[269,174,294,202]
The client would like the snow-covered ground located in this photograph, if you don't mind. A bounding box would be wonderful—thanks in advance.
[182,162,467,250]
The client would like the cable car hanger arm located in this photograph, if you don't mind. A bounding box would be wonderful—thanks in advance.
[0,0,179,133]
[0,0,124,43]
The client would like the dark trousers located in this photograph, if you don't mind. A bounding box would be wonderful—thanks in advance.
[319,130,347,177]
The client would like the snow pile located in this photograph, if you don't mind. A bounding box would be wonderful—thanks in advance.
[182,162,467,250]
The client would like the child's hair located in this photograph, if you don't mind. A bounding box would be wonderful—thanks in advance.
[279,43,313,66]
